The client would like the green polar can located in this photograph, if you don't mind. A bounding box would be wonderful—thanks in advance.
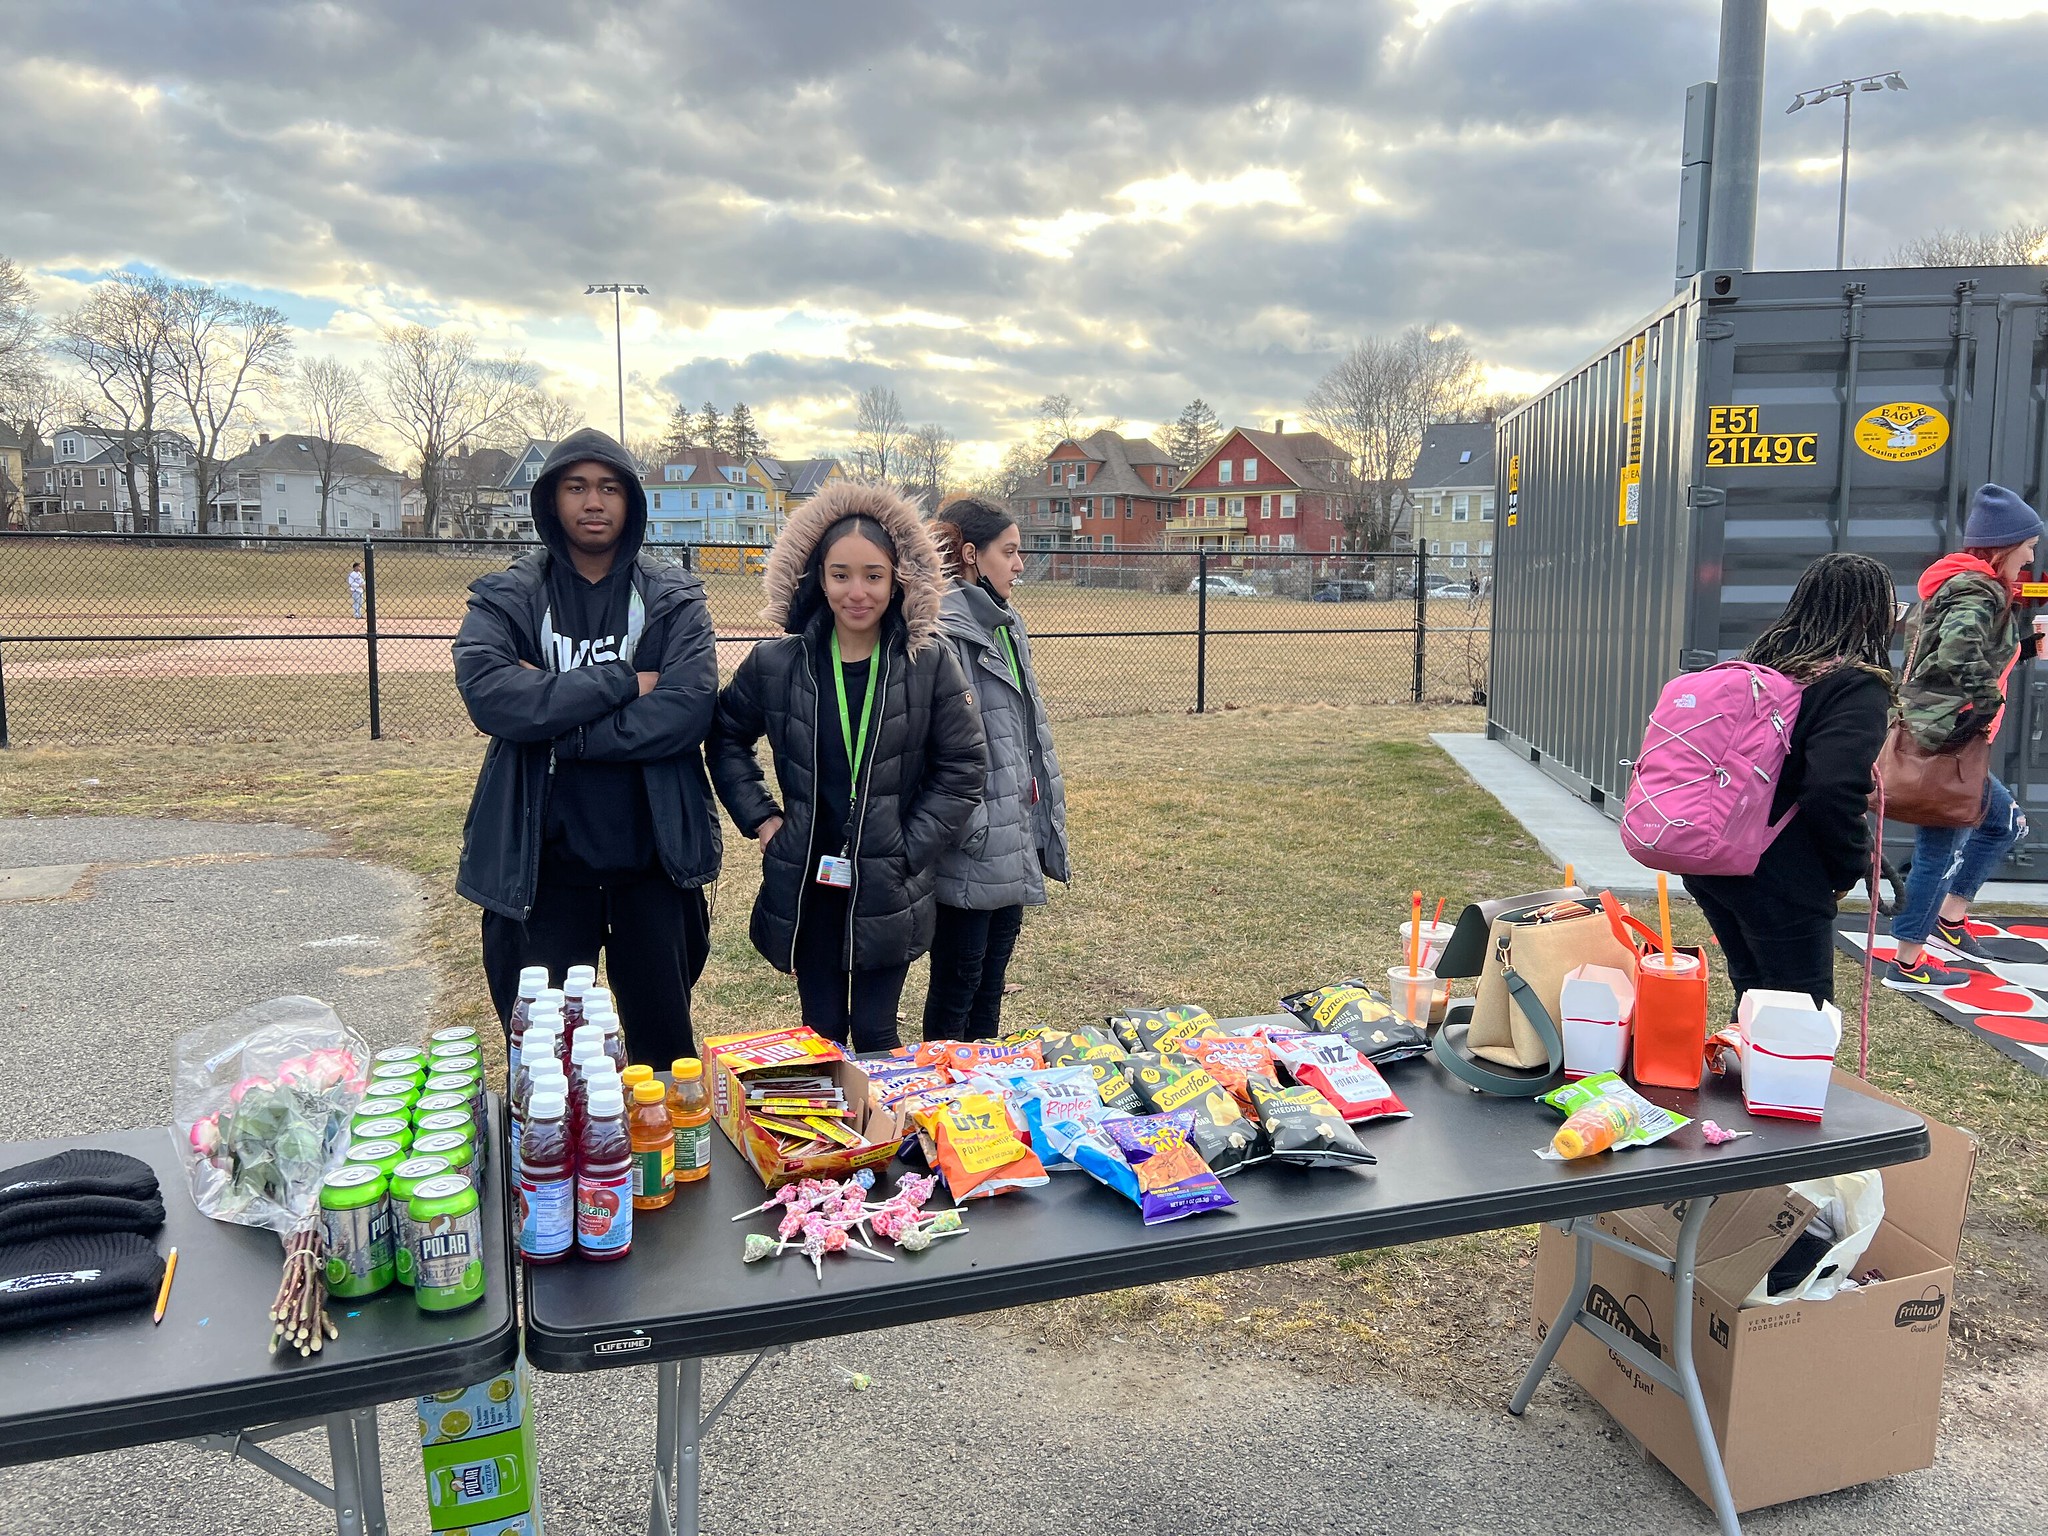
[387,1154,453,1288]
[374,1045,429,1071]
[432,1058,484,1088]
[408,1173,486,1313]
[428,1037,479,1061]
[428,1026,480,1051]
[412,1130,476,1187]
[348,1115,412,1152]
[423,1070,479,1099]
[412,1092,469,1123]
[371,1061,427,1093]
[360,1078,418,1115]
[320,1165,394,1297]
[343,1138,408,1185]
[414,1109,474,1149]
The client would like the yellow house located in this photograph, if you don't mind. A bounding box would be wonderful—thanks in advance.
[0,426,26,527]
[747,455,844,539]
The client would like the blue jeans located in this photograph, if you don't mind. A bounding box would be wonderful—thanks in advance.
[1892,775,2027,947]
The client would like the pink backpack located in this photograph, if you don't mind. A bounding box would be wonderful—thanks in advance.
[1619,662,1805,876]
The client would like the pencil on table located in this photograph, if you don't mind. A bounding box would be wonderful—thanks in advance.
[153,1247,178,1325]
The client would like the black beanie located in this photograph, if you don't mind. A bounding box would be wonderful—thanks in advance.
[0,1232,167,1332]
[0,1149,165,1245]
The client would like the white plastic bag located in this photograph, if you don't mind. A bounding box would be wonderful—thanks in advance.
[1745,1169,1885,1305]
[173,997,369,1234]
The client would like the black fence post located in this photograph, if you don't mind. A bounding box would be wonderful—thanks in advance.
[1412,545,1427,703]
[0,635,9,749]
[363,538,382,741]
[1195,548,1209,714]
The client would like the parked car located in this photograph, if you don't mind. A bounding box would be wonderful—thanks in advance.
[1188,574,1259,597]
[1311,579,1376,602]
[1426,580,1477,600]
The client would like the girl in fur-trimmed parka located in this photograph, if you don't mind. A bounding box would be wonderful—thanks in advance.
[708,481,988,1051]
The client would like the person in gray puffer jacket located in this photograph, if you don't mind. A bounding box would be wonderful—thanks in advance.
[922,498,1071,1040]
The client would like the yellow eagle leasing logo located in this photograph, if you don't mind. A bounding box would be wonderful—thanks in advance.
[1854,402,1950,462]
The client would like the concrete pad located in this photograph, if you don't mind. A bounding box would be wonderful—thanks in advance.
[1432,732,1662,894]
[1432,732,2048,908]
[0,863,88,901]
[0,817,329,866]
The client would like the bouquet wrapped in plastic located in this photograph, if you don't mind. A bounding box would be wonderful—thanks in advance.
[173,997,369,1354]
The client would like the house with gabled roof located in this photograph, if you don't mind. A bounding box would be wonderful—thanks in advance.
[748,455,843,535]
[1169,421,1352,553]
[643,446,776,546]
[1407,422,1496,574]
[211,431,405,536]
[1012,429,1180,552]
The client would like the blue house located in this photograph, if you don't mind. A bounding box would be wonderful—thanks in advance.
[642,447,775,546]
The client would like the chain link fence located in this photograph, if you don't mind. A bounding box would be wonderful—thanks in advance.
[0,534,1492,746]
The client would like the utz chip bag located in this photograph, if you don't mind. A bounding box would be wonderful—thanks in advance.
[1271,1034,1412,1125]
[1247,1075,1378,1168]
[860,1060,952,1108]
[942,1039,1043,1077]
[911,1090,1049,1200]
[1281,980,1429,1065]
[1086,1057,1145,1114]
[1127,1052,1263,1174]
[1110,1006,1220,1055]
[1107,1112,1235,1225]
[913,1040,962,1069]
[1174,1035,1278,1109]
[1010,1066,1120,1170]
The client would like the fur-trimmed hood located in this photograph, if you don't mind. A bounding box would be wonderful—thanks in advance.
[762,480,947,654]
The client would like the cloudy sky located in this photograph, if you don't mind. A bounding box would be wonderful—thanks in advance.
[6,0,2046,472]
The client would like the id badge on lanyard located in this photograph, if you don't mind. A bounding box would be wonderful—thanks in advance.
[817,633,877,889]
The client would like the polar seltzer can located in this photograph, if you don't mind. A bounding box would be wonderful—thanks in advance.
[387,1155,453,1288]
[409,1174,485,1313]
[320,1165,394,1298]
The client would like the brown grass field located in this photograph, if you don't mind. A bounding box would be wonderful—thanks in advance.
[0,538,1492,742]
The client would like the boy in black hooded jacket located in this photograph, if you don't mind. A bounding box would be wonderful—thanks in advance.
[454,428,722,1064]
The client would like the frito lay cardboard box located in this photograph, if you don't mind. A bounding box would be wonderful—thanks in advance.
[704,1027,907,1190]
[1733,990,1842,1122]
[417,1361,543,1534]
[1532,1074,1974,1514]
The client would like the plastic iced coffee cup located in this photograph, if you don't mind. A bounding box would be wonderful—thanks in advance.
[1399,920,1455,973]
[1387,965,1441,1029]
[1637,951,1702,981]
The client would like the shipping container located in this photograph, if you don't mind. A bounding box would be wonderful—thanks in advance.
[1491,265,2048,872]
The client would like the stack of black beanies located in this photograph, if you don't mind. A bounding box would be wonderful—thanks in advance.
[0,1149,168,1331]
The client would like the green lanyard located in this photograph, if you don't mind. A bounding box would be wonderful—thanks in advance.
[831,631,880,825]
[996,624,1024,691]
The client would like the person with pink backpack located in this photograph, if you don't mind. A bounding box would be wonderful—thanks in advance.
[1639,553,1897,1006]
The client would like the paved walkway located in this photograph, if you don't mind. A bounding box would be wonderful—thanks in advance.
[3,816,2042,1534]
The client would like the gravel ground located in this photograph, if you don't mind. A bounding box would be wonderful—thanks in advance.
[2,815,2042,1536]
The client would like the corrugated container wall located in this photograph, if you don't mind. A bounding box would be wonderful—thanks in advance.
[1490,266,2048,867]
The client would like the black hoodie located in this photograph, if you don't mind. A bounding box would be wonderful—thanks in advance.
[453,428,723,917]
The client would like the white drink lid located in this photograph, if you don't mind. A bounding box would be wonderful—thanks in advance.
[517,966,550,997]
[564,966,597,994]
[528,1091,566,1119]
[587,1085,625,1117]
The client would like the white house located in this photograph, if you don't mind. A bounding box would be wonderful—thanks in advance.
[212,434,406,536]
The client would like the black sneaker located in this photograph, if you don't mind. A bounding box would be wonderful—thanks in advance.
[1883,954,1971,991]
[1931,919,1994,962]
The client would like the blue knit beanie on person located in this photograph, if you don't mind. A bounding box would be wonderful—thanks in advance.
[1964,484,2044,548]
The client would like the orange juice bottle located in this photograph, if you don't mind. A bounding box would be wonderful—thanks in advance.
[629,1080,675,1210]
[667,1058,712,1185]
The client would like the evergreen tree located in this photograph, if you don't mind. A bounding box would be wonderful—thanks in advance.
[724,401,768,460]
[694,402,723,454]
[1168,397,1222,475]
[658,399,696,458]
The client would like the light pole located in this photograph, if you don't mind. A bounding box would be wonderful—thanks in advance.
[1786,72,1905,269]
[584,282,648,444]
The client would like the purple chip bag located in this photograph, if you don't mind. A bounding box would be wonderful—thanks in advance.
[1106,1111,1235,1226]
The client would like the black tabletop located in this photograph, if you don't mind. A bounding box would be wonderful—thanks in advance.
[524,1023,1929,1372]
[0,1103,519,1468]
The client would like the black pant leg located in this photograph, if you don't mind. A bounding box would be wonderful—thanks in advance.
[793,886,852,1044]
[1687,877,1839,1009]
[602,876,711,1067]
[480,880,605,1034]
[1685,878,1762,1016]
[848,965,910,1054]
[965,905,1025,1041]
[921,903,991,1041]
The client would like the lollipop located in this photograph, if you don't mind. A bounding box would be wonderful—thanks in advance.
[742,1233,791,1263]
[894,1171,938,1208]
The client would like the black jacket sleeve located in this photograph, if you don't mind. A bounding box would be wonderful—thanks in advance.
[902,644,990,870]
[555,595,718,763]
[1800,669,1892,890]
[452,588,638,744]
[707,651,781,838]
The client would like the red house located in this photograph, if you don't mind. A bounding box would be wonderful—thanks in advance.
[1169,423,1351,553]
[1011,430,1180,551]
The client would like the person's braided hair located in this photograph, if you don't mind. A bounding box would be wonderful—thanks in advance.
[1741,551,1897,691]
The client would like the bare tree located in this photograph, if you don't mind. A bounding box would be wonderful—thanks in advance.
[52,272,178,531]
[0,255,41,400]
[969,439,1046,502]
[377,325,538,537]
[515,388,581,444]
[624,437,668,477]
[296,356,379,536]
[161,284,294,532]
[903,421,956,511]
[851,385,906,483]
[1889,220,2048,268]
[1305,323,1479,548]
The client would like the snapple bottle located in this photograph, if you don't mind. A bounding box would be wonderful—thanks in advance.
[516,1090,574,1266]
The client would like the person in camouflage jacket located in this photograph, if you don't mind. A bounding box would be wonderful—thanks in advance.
[1886,485,2044,991]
